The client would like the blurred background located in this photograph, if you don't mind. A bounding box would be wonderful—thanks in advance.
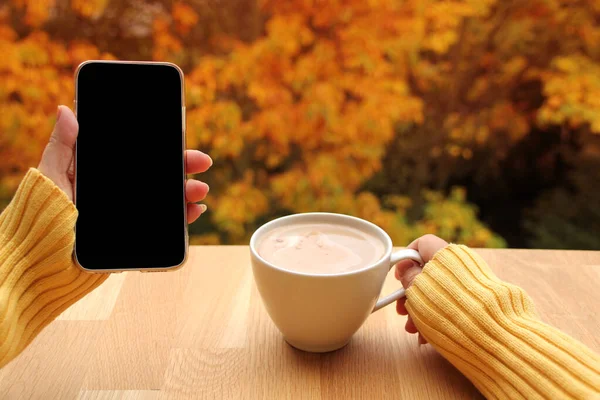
[1,0,599,249]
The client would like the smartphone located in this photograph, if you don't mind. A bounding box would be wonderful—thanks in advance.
[74,61,187,272]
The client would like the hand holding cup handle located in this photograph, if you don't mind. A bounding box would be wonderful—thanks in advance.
[394,234,450,344]
[372,249,423,312]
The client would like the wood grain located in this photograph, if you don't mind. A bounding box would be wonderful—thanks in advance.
[0,246,598,399]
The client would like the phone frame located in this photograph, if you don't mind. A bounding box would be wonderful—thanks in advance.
[73,60,188,273]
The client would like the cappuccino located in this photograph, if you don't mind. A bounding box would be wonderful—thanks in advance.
[257,223,385,274]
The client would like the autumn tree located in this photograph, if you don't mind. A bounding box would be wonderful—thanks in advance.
[0,0,256,199]
[184,0,508,246]
[3,0,599,248]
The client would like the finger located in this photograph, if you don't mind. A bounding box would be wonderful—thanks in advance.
[395,259,420,281]
[185,179,209,203]
[186,150,212,174]
[418,333,428,345]
[409,234,449,263]
[395,234,448,288]
[187,203,207,224]
[396,297,408,315]
[398,264,423,289]
[38,105,78,176]
[405,316,418,334]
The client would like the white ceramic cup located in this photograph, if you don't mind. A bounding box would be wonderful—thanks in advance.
[249,212,423,353]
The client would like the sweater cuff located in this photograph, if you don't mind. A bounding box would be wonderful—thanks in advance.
[0,168,77,251]
[0,168,108,368]
[405,244,600,399]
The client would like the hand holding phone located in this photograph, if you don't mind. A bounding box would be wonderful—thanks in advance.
[73,61,206,272]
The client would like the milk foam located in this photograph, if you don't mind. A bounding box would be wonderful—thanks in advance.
[257,223,385,274]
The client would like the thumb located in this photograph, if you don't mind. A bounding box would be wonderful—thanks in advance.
[395,259,423,289]
[38,105,78,178]
[394,234,449,289]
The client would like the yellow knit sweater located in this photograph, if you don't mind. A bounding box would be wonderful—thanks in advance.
[407,244,600,399]
[0,168,107,368]
[0,169,599,399]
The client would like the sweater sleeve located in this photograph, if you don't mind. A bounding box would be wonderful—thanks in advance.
[0,168,108,368]
[405,244,600,400]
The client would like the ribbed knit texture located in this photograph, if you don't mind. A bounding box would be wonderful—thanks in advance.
[0,168,108,368]
[406,244,600,399]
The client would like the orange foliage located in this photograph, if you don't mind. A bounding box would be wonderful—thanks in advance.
[72,0,109,19]
[172,2,199,36]
[2,0,599,247]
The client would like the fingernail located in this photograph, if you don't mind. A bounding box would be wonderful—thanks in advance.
[196,150,213,167]
[56,106,62,122]
[418,334,426,345]
[198,204,207,213]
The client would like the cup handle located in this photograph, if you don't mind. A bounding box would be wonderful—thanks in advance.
[372,249,423,313]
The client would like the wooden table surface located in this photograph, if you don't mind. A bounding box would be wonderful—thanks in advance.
[1,247,599,399]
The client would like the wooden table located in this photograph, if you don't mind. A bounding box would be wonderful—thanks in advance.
[1,247,598,399]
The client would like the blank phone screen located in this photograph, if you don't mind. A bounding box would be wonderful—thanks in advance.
[75,62,186,270]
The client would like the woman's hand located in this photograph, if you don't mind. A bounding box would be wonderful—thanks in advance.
[37,105,212,223]
[394,234,448,344]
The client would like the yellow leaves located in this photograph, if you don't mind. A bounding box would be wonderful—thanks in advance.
[423,31,458,55]
[72,0,108,20]
[286,41,338,91]
[248,81,293,107]
[445,104,530,148]
[152,16,183,61]
[17,31,50,67]
[17,0,55,27]
[172,2,198,36]
[187,58,222,107]
[539,55,600,133]
[304,82,344,120]
[464,0,497,17]
[425,2,476,30]
[6,0,596,249]
[48,41,70,66]
[501,56,527,82]
[422,2,475,54]
[447,144,462,158]
[553,56,579,73]
[186,102,243,158]
[270,149,383,215]
[0,23,103,191]
[0,102,26,138]
[100,52,117,61]
[255,109,294,154]
[0,26,16,41]
[0,41,20,73]
[0,100,54,181]
[182,2,430,243]
[383,80,410,96]
[69,41,99,66]
[418,187,506,248]
[467,78,489,102]
[546,95,562,109]
[265,15,314,57]
[211,177,269,240]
